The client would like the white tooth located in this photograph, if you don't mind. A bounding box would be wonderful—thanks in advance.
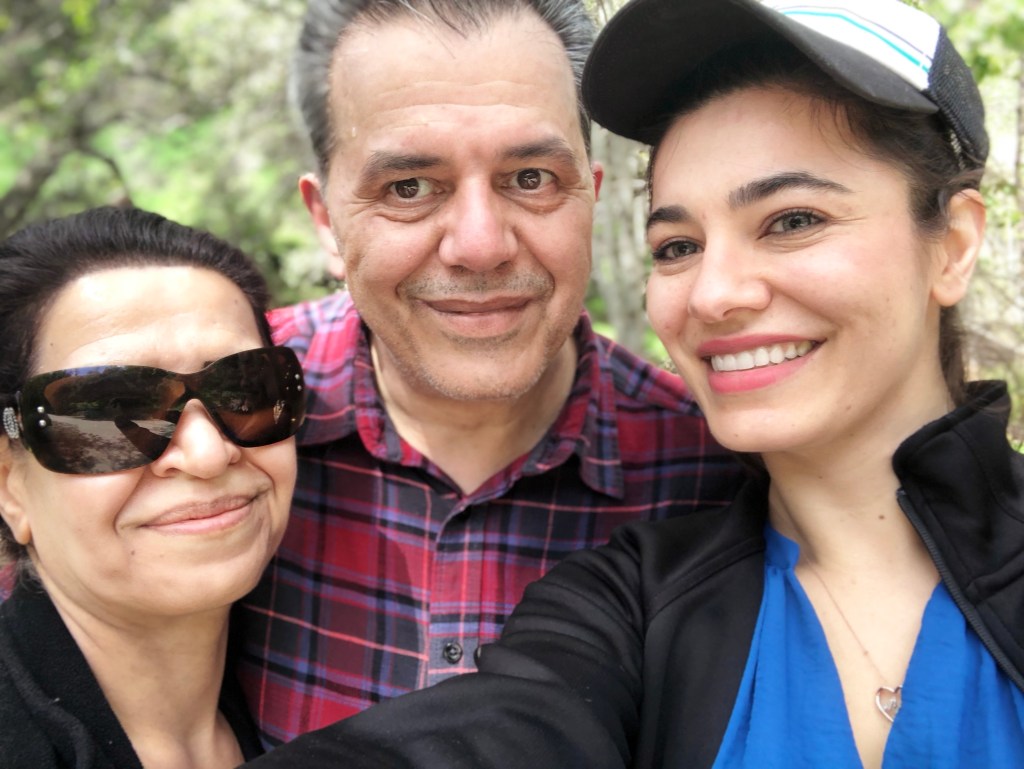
[712,341,814,373]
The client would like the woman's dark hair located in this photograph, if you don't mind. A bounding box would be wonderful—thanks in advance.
[648,39,983,406]
[0,206,274,567]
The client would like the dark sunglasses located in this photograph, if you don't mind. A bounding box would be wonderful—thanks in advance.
[2,347,306,475]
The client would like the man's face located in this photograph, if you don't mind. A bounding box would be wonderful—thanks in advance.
[302,11,600,403]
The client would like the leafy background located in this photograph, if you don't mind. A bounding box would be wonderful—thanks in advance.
[3,0,1022,435]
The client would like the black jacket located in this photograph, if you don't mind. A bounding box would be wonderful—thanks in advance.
[0,579,264,768]
[245,382,1024,769]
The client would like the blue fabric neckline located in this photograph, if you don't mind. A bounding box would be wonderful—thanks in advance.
[710,525,1024,768]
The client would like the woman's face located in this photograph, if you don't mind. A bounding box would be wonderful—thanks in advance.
[645,86,977,460]
[0,266,295,625]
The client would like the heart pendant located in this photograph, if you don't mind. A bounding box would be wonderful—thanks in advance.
[875,685,903,723]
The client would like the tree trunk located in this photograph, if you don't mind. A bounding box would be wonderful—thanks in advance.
[591,125,650,357]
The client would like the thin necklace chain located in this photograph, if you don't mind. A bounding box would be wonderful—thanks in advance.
[803,561,904,723]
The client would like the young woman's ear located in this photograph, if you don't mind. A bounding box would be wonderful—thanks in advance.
[932,189,985,308]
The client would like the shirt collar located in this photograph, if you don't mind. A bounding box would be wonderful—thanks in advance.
[519,314,625,498]
[296,300,624,498]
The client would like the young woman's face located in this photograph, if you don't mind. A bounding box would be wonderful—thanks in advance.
[645,86,972,460]
[0,266,296,626]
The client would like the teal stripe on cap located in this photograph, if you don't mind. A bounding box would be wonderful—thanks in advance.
[781,9,931,76]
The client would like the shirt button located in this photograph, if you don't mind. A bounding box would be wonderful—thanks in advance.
[442,641,464,664]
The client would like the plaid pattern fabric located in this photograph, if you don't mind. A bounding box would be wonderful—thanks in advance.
[234,292,744,746]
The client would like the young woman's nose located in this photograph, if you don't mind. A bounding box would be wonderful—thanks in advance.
[685,242,772,323]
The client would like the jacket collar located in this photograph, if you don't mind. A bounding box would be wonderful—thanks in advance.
[893,381,1024,689]
[0,580,141,767]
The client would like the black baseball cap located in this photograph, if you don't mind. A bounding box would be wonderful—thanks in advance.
[582,0,988,168]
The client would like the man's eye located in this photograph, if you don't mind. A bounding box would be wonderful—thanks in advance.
[513,169,554,191]
[390,178,434,200]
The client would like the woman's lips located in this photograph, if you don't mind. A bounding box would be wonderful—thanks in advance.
[697,337,821,394]
[144,495,256,534]
[709,340,815,372]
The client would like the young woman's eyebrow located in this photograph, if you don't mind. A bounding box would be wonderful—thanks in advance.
[646,171,852,232]
[728,171,852,209]
[646,204,691,232]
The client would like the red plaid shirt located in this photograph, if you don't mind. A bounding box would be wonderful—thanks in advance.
[234,292,743,746]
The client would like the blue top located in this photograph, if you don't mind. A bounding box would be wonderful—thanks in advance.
[712,526,1024,768]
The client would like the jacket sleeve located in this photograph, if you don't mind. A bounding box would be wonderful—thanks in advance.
[242,527,651,769]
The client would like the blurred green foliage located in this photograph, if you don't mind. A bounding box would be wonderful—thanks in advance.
[2,0,1023,436]
[0,0,328,305]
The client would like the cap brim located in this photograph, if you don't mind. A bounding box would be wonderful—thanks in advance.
[583,0,938,145]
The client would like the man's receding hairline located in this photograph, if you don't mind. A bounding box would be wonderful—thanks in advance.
[320,4,583,181]
[329,2,537,85]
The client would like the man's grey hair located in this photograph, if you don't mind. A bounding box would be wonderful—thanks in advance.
[291,0,597,177]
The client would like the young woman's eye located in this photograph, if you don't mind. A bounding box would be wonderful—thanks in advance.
[768,209,822,233]
[389,178,436,200]
[512,168,555,191]
[651,239,700,263]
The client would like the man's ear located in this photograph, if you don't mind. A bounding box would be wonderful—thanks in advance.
[0,439,31,547]
[591,161,604,201]
[932,189,985,308]
[299,173,347,282]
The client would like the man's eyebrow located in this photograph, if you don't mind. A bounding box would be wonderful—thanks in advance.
[728,171,851,208]
[503,137,579,167]
[359,151,443,187]
[356,140,579,188]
